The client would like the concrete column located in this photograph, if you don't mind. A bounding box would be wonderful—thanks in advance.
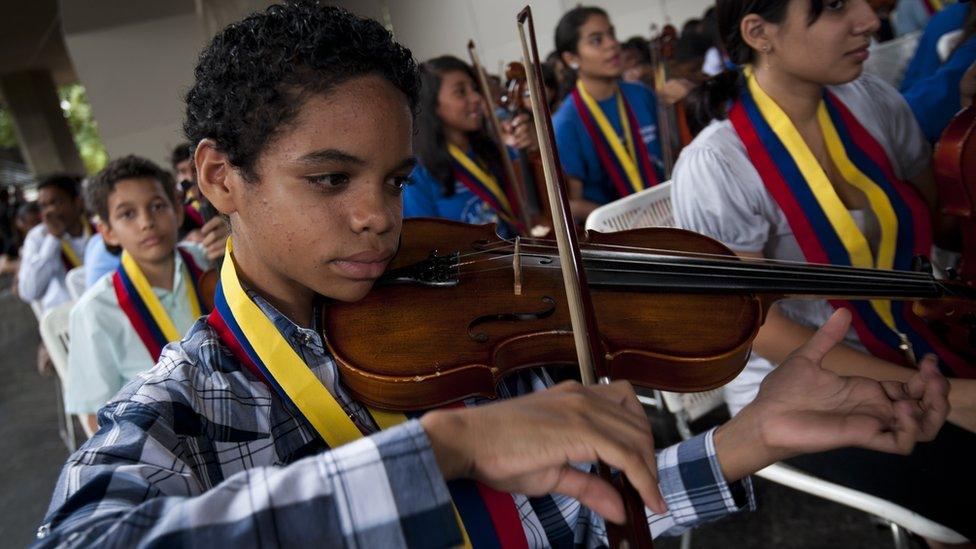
[0,70,85,177]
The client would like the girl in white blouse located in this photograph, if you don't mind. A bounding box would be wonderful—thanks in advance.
[671,0,975,542]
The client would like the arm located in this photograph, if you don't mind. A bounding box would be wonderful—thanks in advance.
[567,175,601,220]
[739,251,976,433]
[17,228,64,303]
[38,407,461,548]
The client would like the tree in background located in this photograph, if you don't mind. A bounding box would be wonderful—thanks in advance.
[58,84,108,174]
[0,84,108,175]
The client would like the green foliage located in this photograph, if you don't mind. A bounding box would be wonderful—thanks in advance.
[58,84,108,174]
[0,106,16,149]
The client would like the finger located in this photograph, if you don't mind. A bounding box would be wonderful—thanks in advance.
[793,309,852,362]
[550,466,626,524]
[917,358,949,440]
[573,426,665,514]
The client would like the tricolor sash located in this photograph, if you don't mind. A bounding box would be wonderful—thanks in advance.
[729,66,974,377]
[206,239,529,548]
[113,248,207,361]
[570,81,659,199]
[59,221,92,271]
[448,144,523,232]
[922,0,943,15]
[184,199,205,228]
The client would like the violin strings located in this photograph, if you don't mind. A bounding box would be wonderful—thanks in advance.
[448,238,932,280]
[454,251,935,287]
[455,261,937,296]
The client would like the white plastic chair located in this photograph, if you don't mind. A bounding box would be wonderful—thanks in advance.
[65,266,86,301]
[586,182,969,547]
[39,301,78,453]
[585,181,673,233]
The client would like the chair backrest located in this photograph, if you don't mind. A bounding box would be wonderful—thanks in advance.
[660,389,726,423]
[66,266,86,301]
[585,181,674,233]
[862,31,921,89]
[39,301,73,384]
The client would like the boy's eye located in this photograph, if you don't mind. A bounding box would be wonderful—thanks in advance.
[118,210,134,220]
[825,0,846,10]
[305,173,350,188]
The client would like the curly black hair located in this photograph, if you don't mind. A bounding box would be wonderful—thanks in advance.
[86,155,176,225]
[184,1,421,180]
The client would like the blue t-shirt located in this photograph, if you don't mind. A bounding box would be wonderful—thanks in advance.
[83,233,121,288]
[403,156,517,238]
[552,81,663,206]
[901,2,968,91]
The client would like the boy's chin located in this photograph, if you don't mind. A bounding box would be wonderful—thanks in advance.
[319,279,378,303]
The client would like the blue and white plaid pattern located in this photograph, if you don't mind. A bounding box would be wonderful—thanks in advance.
[36,292,754,548]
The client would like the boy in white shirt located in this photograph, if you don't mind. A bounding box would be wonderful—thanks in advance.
[17,174,89,313]
[65,155,210,433]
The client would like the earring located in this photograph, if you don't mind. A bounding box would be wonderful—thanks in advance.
[570,62,579,70]
[761,44,771,54]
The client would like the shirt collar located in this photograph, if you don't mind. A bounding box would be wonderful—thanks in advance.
[244,286,325,355]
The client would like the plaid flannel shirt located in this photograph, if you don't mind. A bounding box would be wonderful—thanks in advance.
[36,292,754,548]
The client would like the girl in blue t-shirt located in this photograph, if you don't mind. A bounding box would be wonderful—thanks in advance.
[405,56,536,238]
[551,6,666,220]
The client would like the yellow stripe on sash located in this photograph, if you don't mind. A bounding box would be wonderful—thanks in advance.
[122,251,196,341]
[746,67,899,331]
[447,144,514,214]
[220,239,473,547]
[61,239,82,268]
[576,81,646,193]
[60,220,92,268]
[817,104,901,329]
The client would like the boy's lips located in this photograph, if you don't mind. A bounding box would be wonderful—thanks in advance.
[331,250,394,280]
[141,235,162,247]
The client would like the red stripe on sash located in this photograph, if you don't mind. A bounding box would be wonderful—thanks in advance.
[570,89,634,200]
[112,272,164,360]
[622,97,659,188]
[476,483,529,549]
[729,102,829,264]
[828,96,933,256]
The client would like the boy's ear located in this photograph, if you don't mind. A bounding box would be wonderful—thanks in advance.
[195,138,240,217]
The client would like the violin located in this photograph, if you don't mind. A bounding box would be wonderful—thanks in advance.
[648,24,693,178]
[467,41,552,238]
[932,104,975,287]
[501,60,555,235]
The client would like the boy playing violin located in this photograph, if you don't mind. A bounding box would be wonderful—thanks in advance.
[37,3,950,547]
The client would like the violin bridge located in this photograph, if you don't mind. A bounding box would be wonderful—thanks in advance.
[897,333,917,366]
[513,236,523,296]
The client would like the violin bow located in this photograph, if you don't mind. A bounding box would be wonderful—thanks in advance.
[516,6,655,548]
[467,39,535,233]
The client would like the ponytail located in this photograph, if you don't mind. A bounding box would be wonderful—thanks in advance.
[688,68,743,126]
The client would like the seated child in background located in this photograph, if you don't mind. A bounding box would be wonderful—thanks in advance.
[65,155,211,434]
[17,174,89,313]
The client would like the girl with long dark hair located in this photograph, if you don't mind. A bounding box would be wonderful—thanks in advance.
[404,56,534,238]
[671,0,976,541]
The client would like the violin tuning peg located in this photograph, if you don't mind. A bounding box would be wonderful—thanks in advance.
[912,255,933,275]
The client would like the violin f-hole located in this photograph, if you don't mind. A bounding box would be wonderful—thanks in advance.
[467,296,557,342]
